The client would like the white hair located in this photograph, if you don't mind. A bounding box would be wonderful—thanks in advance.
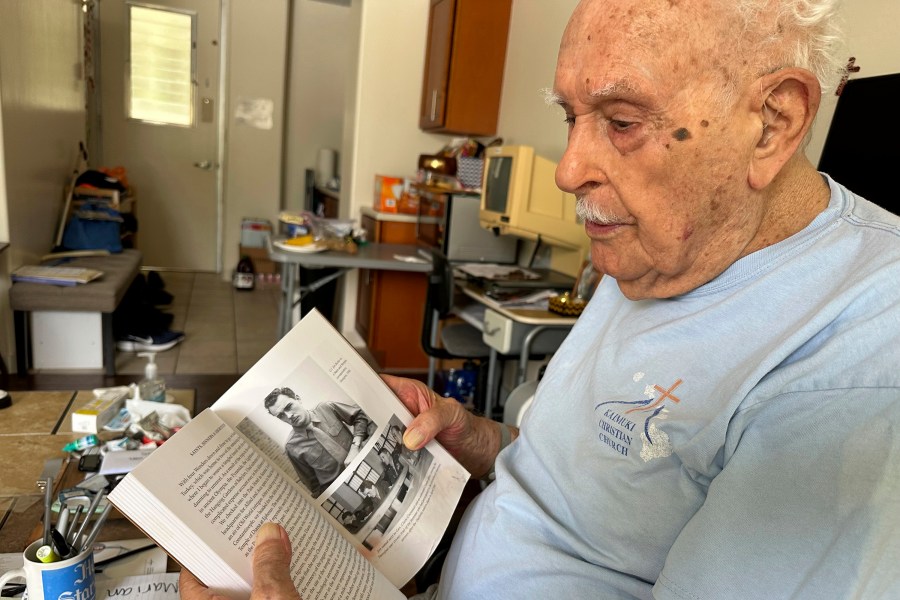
[732,0,847,96]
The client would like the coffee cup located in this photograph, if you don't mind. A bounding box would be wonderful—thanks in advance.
[0,537,95,600]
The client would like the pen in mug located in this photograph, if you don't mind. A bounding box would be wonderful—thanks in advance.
[80,502,113,554]
[65,505,84,545]
[55,500,69,540]
[41,476,53,547]
[70,492,104,553]
[51,528,72,559]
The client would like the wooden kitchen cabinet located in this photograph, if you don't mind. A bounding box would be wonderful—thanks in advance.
[355,212,429,371]
[419,0,513,137]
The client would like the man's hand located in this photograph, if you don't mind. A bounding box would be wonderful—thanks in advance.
[381,374,515,478]
[179,523,301,600]
[343,443,361,466]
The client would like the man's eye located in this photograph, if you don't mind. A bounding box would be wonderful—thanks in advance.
[609,120,636,132]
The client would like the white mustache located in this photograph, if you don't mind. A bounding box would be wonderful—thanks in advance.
[575,196,623,225]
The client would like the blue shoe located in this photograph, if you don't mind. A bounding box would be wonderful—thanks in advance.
[116,330,185,352]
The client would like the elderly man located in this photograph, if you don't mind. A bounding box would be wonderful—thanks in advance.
[183,0,899,598]
[264,387,374,497]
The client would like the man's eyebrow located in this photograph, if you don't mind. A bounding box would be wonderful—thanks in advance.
[543,78,643,109]
[543,88,565,107]
[589,79,639,98]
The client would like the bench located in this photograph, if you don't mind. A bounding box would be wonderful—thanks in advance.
[9,249,142,375]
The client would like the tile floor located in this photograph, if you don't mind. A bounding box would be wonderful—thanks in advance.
[114,271,283,376]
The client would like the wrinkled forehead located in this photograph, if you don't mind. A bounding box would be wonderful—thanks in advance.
[562,0,742,42]
[557,0,747,93]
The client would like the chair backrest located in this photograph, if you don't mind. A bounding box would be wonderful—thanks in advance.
[420,250,456,359]
[429,251,455,318]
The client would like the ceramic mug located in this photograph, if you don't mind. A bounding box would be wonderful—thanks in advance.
[0,537,95,600]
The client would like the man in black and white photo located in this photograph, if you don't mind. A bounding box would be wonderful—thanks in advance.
[264,387,375,497]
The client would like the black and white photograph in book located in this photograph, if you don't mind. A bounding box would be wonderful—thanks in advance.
[262,386,376,497]
[323,417,431,550]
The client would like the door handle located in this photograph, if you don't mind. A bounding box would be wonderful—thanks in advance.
[193,161,214,171]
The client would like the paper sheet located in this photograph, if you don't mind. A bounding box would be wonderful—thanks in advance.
[97,573,180,600]
[94,538,168,579]
[0,552,23,573]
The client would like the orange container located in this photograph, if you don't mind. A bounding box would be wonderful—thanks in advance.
[373,175,405,212]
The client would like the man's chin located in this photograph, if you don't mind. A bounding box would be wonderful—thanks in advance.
[615,274,697,300]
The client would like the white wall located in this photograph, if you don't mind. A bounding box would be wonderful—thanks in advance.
[0,87,7,245]
[0,0,85,369]
[495,0,580,163]
[0,76,9,370]
[282,0,352,211]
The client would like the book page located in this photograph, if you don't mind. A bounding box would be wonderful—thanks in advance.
[109,409,401,600]
[210,310,470,587]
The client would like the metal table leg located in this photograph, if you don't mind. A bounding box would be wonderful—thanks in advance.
[484,348,499,420]
[278,262,298,339]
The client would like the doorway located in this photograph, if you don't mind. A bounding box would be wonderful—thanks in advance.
[96,0,223,271]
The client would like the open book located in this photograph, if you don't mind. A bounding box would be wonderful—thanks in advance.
[108,310,470,600]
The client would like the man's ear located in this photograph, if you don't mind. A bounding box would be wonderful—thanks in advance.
[747,68,821,189]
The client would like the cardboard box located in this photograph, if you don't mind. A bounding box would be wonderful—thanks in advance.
[373,175,405,213]
[240,218,273,248]
[71,389,128,433]
[239,245,277,274]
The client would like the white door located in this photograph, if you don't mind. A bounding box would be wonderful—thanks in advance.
[99,0,221,271]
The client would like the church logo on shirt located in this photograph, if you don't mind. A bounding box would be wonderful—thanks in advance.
[594,375,682,462]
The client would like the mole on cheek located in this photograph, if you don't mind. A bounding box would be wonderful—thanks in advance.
[700,120,709,127]
[672,128,692,141]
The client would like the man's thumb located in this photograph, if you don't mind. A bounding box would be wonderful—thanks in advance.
[251,523,298,599]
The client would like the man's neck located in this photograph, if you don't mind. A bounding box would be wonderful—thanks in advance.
[745,156,831,256]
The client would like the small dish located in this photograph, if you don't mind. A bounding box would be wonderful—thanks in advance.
[547,292,587,317]
[274,240,327,254]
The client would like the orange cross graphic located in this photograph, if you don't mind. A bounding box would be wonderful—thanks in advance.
[625,379,683,414]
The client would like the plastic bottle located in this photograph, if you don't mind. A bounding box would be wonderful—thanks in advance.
[62,434,99,453]
[137,352,166,402]
[233,255,256,290]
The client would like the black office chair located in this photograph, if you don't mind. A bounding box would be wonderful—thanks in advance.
[421,251,492,404]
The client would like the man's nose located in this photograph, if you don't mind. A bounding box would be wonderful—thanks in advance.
[556,124,608,196]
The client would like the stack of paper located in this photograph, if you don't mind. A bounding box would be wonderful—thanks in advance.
[11,265,104,286]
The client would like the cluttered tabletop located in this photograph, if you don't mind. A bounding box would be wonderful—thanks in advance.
[0,388,194,562]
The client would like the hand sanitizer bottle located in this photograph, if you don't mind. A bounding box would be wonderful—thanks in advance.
[137,352,166,402]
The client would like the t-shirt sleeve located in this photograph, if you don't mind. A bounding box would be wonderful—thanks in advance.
[653,388,900,600]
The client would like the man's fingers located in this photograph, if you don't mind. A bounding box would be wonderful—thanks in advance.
[403,398,467,450]
[179,569,230,600]
[251,523,300,600]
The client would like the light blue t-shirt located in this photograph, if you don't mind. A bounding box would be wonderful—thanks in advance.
[437,176,900,599]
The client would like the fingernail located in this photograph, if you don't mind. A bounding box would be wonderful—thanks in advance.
[257,522,281,542]
[403,427,425,450]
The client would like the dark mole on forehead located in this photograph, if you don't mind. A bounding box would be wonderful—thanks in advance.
[673,128,691,141]
[701,120,709,127]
